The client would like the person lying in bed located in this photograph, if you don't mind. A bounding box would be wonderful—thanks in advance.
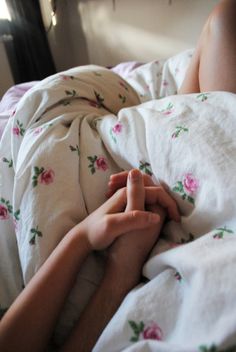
[0,0,236,350]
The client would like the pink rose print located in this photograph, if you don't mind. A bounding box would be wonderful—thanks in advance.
[183,173,199,195]
[162,79,169,87]
[129,320,163,343]
[32,166,55,187]
[161,102,174,116]
[40,169,55,185]
[172,173,199,205]
[213,226,234,239]
[174,271,182,282]
[110,123,123,143]
[60,74,74,81]
[12,127,20,136]
[112,123,122,134]
[12,120,25,136]
[87,155,109,175]
[142,322,163,341]
[33,127,43,135]
[87,155,108,174]
[0,204,9,220]
[171,126,188,139]
[11,109,16,117]
[88,100,99,108]
[96,157,108,171]
[119,81,129,91]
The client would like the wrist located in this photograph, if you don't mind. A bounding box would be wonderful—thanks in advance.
[67,224,92,256]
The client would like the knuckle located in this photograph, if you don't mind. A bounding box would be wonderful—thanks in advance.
[130,210,141,219]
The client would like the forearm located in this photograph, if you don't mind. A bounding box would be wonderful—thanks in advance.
[0,227,90,352]
[61,269,132,352]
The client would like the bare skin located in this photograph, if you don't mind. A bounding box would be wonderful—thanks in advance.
[179,0,236,94]
[0,169,176,352]
[61,170,170,352]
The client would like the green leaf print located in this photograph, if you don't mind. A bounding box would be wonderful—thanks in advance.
[139,161,153,176]
[65,89,77,97]
[29,226,43,245]
[94,90,104,108]
[14,209,20,221]
[161,102,174,115]
[2,157,13,168]
[197,93,210,102]
[69,144,80,155]
[32,166,55,187]
[213,226,234,239]
[187,195,194,204]
[172,174,199,205]
[129,320,145,342]
[0,198,13,215]
[199,344,236,352]
[87,155,108,174]
[118,94,126,103]
[172,181,184,193]
[174,271,182,282]
[178,233,195,244]
[12,120,25,136]
[172,126,189,139]
[199,346,217,352]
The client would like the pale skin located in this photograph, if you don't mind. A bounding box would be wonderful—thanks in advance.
[179,0,236,95]
[0,169,179,352]
[1,0,236,350]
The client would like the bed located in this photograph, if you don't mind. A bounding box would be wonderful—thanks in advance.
[0,49,236,351]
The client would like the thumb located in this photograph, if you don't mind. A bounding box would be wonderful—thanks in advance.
[106,210,160,240]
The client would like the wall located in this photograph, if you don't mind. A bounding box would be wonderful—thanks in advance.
[0,39,14,98]
[40,0,219,71]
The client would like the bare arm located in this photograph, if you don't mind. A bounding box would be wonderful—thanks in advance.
[61,170,168,352]
[0,227,90,352]
[0,185,158,352]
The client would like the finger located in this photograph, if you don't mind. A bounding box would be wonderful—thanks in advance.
[145,187,180,222]
[104,210,160,240]
[99,187,127,214]
[126,169,145,211]
[107,170,154,198]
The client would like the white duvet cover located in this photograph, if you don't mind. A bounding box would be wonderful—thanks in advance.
[0,50,236,351]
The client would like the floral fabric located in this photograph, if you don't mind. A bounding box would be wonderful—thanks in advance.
[0,51,236,351]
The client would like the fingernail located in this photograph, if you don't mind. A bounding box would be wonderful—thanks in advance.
[129,169,141,181]
[149,213,160,223]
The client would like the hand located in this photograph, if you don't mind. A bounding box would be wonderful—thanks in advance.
[107,170,180,222]
[73,184,160,251]
[105,169,167,288]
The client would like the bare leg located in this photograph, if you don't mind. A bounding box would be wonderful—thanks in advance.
[179,0,236,94]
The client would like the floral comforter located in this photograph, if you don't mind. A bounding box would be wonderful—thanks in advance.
[1,50,236,351]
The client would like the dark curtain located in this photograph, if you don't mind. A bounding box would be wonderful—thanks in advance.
[5,0,56,83]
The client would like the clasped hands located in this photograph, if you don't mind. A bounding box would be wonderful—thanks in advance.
[77,169,180,288]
